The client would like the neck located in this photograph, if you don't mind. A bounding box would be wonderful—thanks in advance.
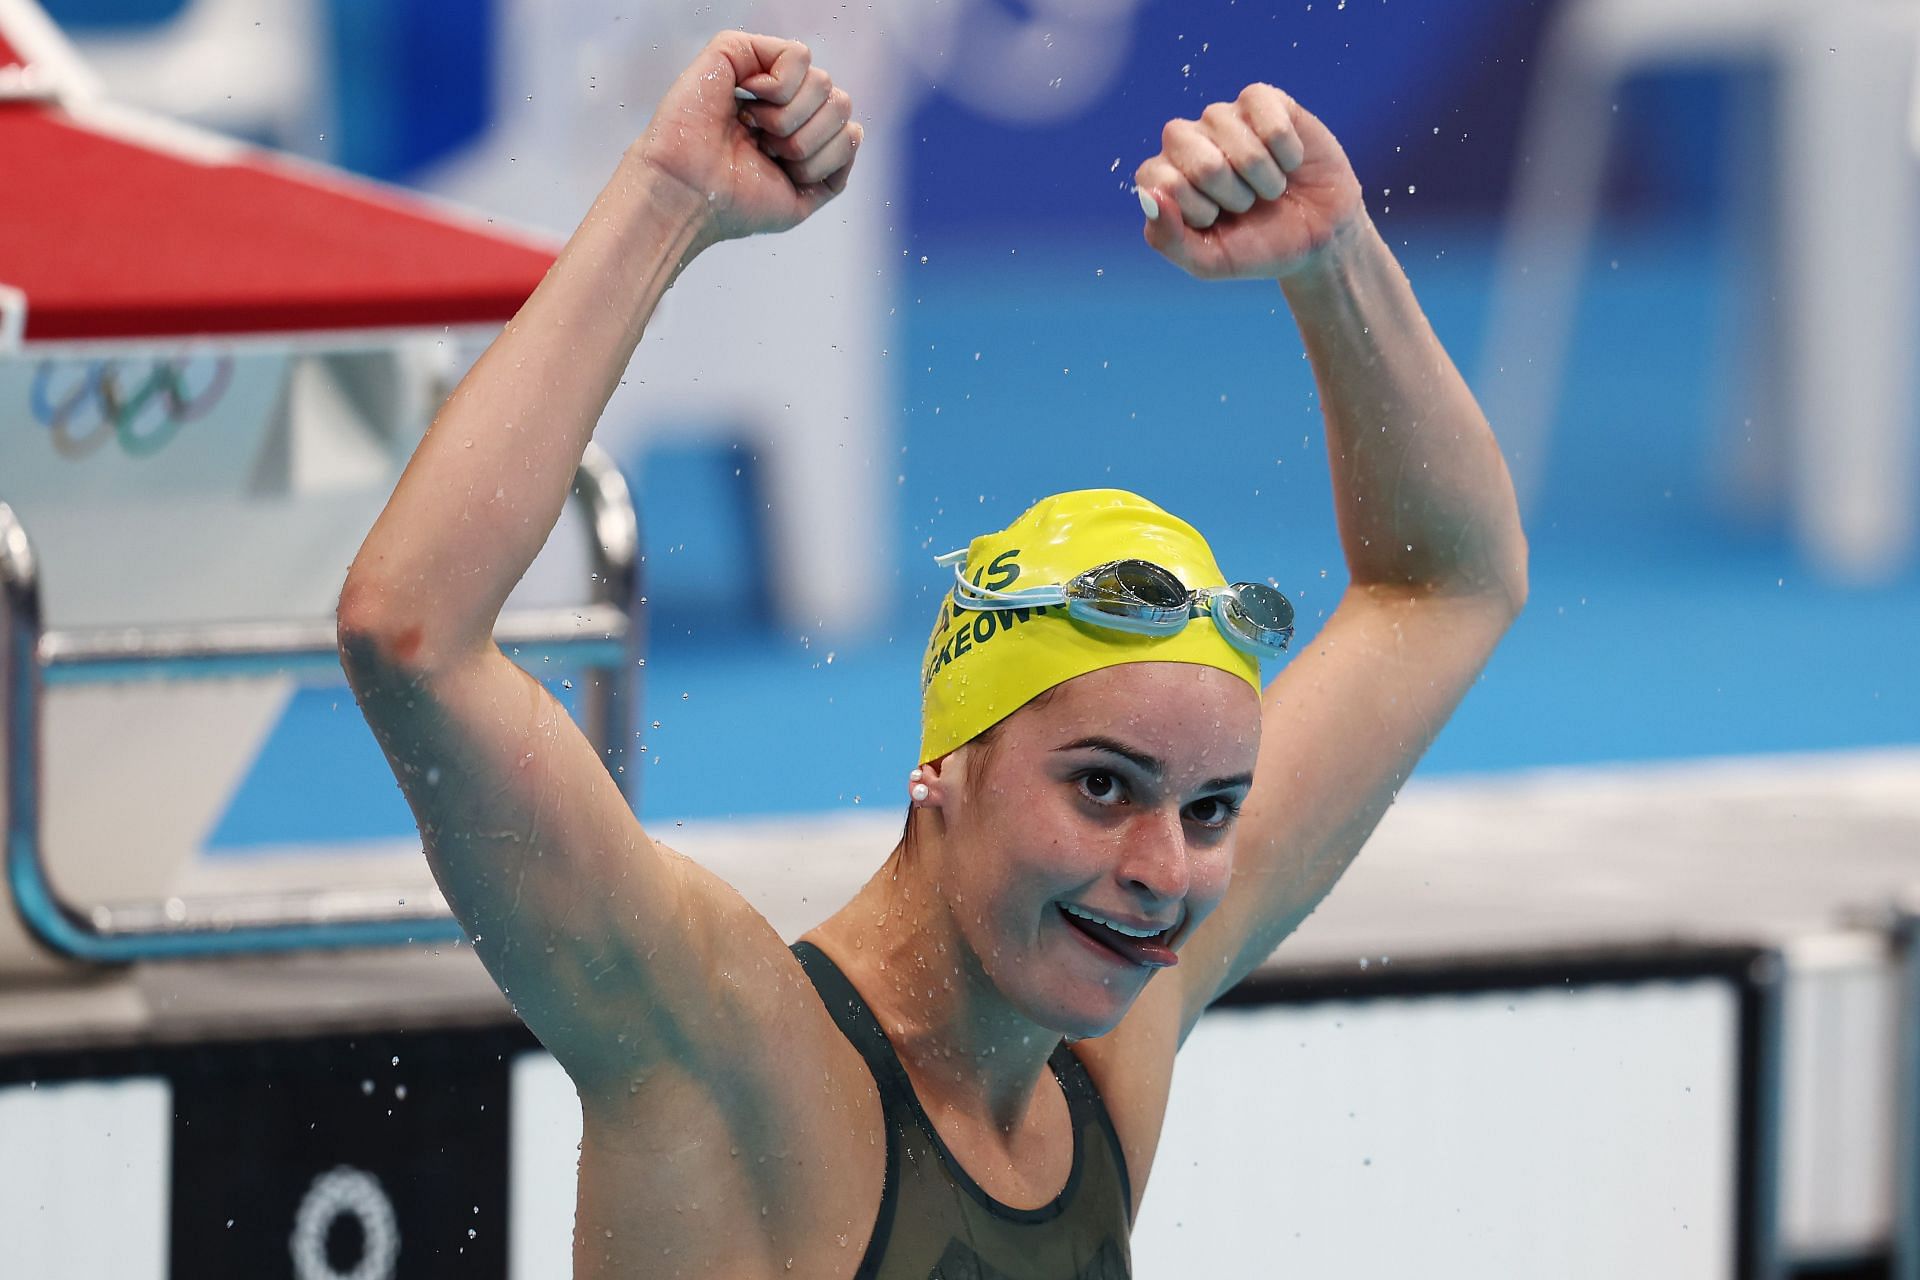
[812,835,1063,1135]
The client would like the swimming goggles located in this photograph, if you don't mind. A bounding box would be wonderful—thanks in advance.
[936,550,1295,659]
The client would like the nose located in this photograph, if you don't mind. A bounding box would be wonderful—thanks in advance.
[1118,806,1190,906]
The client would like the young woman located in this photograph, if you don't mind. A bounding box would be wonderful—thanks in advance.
[337,29,1527,1279]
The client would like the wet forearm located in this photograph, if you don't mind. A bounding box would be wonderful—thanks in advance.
[1280,214,1527,606]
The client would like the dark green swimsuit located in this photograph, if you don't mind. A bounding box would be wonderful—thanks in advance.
[791,941,1135,1280]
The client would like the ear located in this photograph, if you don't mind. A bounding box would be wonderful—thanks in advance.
[911,754,954,808]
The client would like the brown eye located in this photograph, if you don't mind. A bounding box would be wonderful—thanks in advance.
[1187,797,1240,828]
[1079,772,1121,803]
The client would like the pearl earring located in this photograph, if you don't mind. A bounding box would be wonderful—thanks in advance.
[911,783,930,803]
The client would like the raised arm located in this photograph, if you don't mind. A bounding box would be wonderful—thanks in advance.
[1133,86,1529,1023]
[335,32,861,1087]
[340,31,857,667]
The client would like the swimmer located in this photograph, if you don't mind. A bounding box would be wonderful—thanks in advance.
[337,30,1527,1278]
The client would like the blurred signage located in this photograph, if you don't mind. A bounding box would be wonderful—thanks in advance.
[165,1030,512,1278]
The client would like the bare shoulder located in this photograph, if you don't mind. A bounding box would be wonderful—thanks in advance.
[586,858,886,1162]
[570,908,889,1276]
[1068,969,1188,1223]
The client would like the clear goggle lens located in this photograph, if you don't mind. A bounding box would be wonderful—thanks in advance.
[947,556,1294,658]
[1077,560,1190,627]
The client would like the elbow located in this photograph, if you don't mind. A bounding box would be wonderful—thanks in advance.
[335,574,431,680]
[1424,529,1528,621]
[335,571,383,643]
[337,573,489,683]
[1445,527,1528,622]
[1497,529,1530,620]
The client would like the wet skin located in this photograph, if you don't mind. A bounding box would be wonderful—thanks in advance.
[803,661,1262,1159]
[553,664,1264,1276]
[336,27,1526,1272]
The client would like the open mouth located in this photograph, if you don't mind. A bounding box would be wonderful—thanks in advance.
[1056,903,1179,969]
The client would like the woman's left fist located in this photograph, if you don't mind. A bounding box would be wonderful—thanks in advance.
[1134,85,1364,280]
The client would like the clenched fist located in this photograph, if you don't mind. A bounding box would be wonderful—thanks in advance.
[1135,85,1364,281]
[635,31,861,249]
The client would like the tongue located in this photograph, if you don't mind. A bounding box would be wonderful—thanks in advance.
[1064,908,1179,968]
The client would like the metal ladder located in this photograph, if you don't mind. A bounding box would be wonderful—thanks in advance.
[1,443,642,961]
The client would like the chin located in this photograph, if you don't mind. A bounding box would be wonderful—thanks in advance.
[1033,985,1134,1042]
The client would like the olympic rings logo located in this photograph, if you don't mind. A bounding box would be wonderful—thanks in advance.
[29,355,234,460]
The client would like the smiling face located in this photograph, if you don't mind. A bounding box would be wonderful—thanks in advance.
[931,661,1262,1039]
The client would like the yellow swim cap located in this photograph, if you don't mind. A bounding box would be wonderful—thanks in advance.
[918,489,1262,764]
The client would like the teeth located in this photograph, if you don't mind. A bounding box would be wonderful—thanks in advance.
[1063,903,1163,939]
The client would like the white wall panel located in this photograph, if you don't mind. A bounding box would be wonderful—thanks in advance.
[509,1050,582,1280]
[0,1077,170,1280]
[1780,936,1899,1256]
[1133,981,1740,1278]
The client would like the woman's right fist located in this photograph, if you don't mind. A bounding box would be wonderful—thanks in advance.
[635,31,861,248]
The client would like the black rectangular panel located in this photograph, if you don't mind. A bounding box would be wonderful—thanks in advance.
[167,1028,514,1278]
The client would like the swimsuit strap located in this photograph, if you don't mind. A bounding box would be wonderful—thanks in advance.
[790,940,903,1280]
[1049,1040,1135,1227]
[790,940,1136,1275]
[793,940,1133,1225]
[790,940,919,1108]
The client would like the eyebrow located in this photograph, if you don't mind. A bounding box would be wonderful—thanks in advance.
[1056,735,1255,794]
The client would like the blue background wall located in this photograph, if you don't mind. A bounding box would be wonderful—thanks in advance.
[38,0,1918,838]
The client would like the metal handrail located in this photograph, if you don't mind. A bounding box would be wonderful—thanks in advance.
[1896,907,1920,1280]
[38,610,629,684]
[1,441,644,962]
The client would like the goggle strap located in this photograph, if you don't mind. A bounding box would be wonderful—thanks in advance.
[937,554,1292,655]
[948,562,1067,609]
[1068,599,1185,635]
